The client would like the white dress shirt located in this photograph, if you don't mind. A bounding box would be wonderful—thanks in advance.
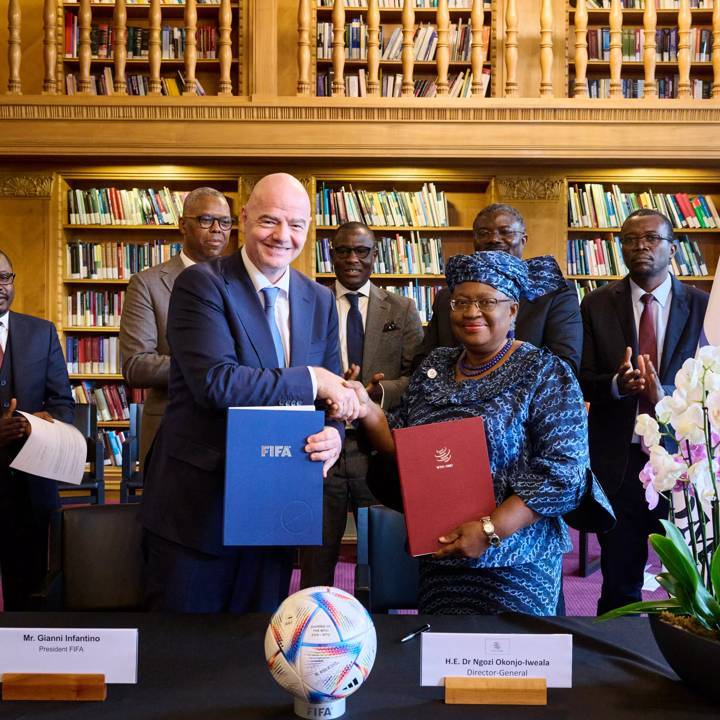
[179,250,196,269]
[0,312,8,355]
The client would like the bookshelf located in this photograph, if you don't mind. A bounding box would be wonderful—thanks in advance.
[565,173,719,299]
[311,171,493,322]
[58,1,245,96]
[312,0,494,98]
[54,169,241,482]
[567,1,717,98]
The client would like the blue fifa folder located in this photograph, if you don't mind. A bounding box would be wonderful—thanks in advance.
[224,407,325,546]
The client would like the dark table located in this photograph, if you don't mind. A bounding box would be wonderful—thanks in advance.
[0,613,715,719]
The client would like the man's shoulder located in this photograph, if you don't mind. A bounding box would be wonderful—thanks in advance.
[675,278,710,308]
[9,310,53,333]
[130,253,183,282]
[580,277,625,310]
[292,268,334,300]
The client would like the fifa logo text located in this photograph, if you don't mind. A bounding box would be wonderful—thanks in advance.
[261,445,292,458]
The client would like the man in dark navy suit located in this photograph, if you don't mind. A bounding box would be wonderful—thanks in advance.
[140,173,359,613]
[0,252,74,610]
[580,209,709,614]
[415,204,582,374]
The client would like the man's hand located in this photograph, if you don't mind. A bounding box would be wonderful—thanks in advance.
[32,411,55,423]
[0,398,30,447]
[616,346,645,397]
[314,367,361,422]
[637,354,665,407]
[305,425,342,477]
[433,520,488,560]
[343,380,373,419]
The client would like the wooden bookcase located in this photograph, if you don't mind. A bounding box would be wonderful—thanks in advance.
[313,0,494,97]
[58,0,246,96]
[567,2,716,98]
[53,168,241,484]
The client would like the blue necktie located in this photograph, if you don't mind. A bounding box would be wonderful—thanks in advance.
[261,287,285,368]
[346,292,364,370]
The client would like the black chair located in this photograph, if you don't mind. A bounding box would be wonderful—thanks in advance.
[355,505,419,613]
[578,530,601,576]
[120,403,144,503]
[38,504,144,610]
[57,403,105,505]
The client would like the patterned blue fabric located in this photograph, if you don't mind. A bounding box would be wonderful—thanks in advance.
[445,252,566,301]
[387,343,590,614]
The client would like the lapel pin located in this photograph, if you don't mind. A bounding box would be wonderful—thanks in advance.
[427,368,437,379]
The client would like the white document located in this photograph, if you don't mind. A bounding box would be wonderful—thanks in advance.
[0,628,138,683]
[421,632,573,688]
[9,411,86,485]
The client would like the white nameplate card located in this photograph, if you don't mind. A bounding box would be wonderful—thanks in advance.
[421,632,572,688]
[0,628,138,683]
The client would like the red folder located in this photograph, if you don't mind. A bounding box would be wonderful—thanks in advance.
[392,416,496,557]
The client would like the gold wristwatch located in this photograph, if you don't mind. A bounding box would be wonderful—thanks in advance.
[481,516,501,548]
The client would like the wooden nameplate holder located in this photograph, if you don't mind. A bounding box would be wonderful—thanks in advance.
[444,676,547,705]
[2,673,106,701]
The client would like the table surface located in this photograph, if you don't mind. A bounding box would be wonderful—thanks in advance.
[0,613,715,719]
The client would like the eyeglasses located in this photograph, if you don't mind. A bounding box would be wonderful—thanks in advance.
[449,298,513,313]
[620,233,673,248]
[474,228,525,240]
[332,246,374,259]
[0,272,15,286]
[183,215,234,230]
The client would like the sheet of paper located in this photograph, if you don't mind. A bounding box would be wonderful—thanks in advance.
[9,411,86,485]
[421,632,573,688]
[0,628,138,683]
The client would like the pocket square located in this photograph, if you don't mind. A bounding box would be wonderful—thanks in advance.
[383,321,399,332]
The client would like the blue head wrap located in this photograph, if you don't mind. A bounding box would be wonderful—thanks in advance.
[445,251,566,301]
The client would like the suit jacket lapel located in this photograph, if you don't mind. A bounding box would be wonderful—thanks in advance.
[289,270,314,366]
[660,276,690,380]
[612,277,637,354]
[362,284,388,385]
[160,252,185,294]
[221,253,279,368]
[8,311,29,398]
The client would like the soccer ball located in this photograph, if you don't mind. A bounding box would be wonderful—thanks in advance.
[265,586,377,718]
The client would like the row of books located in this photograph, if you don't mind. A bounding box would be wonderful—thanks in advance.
[586,1,713,8]
[567,183,720,229]
[72,382,130,422]
[318,1,481,7]
[381,282,444,323]
[66,241,182,280]
[587,27,713,63]
[315,183,449,227]
[65,336,121,376]
[315,233,445,274]
[66,290,126,328]
[573,278,608,302]
[67,186,189,226]
[65,70,206,96]
[585,76,712,99]
[100,429,127,468]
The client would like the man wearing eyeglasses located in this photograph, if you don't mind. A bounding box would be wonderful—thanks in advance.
[415,204,583,375]
[120,187,231,467]
[580,208,709,614]
[300,221,423,589]
[0,252,74,610]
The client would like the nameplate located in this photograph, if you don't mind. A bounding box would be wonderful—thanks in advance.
[421,632,572,688]
[0,629,138,684]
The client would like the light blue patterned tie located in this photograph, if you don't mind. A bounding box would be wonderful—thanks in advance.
[261,286,285,368]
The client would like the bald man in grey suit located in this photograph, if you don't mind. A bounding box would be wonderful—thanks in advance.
[120,187,231,465]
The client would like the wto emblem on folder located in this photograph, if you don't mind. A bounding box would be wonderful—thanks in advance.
[224,407,324,547]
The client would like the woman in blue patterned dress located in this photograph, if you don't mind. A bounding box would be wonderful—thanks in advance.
[350,251,602,615]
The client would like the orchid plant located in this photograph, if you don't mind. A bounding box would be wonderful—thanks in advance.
[601,345,720,634]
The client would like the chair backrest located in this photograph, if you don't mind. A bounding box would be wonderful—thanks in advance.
[121,403,144,503]
[55,504,144,610]
[356,505,419,613]
[72,402,97,438]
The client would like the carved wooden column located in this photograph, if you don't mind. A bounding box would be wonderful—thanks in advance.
[436,0,450,96]
[609,0,622,98]
[713,0,720,98]
[43,0,57,94]
[642,0,657,99]
[539,0,553,97]
[331,0,346,97]
[677,0,692,98]
[573,0,588,97]
[401,0,415,96]
[367,0,380,95]
[504,0,519,97]
[148,0,162,95]
[470,0,485,96]
[296,0,311,95]
[113,0,128,95]
[217,0,232,95]
[183,0,198,95]
[7,0,21,94]
[78,0,92,94]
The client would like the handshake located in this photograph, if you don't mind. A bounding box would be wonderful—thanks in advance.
[313,366,381,422]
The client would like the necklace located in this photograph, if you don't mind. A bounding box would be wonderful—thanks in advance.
[458,339,513,377]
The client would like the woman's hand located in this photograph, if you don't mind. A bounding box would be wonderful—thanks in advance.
[343,379,372,419]
[433,520,488,559]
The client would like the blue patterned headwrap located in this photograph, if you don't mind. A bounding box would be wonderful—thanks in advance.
[445,251,566,301]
